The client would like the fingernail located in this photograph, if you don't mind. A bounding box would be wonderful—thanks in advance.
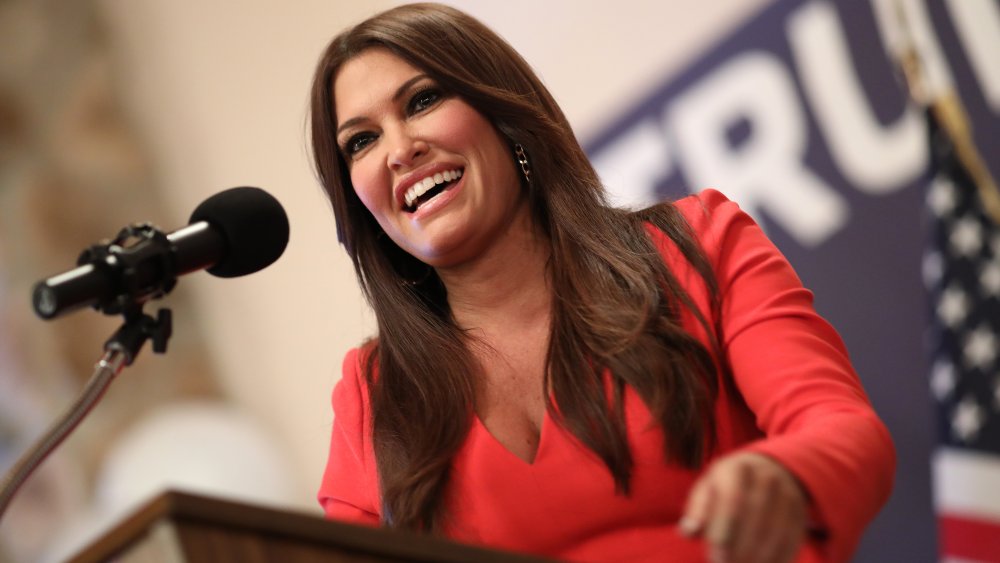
[679,516,700,536]
[710,546,728,563]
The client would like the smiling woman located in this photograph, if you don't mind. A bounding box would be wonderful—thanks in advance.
[333,49,528,268]
[309,3,895,563]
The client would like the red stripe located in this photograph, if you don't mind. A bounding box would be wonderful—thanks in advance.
[940,513,1000,562]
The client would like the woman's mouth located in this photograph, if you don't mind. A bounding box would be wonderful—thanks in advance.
[403,168,463,213]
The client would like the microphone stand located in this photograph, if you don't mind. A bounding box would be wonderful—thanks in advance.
[0,305,172,522]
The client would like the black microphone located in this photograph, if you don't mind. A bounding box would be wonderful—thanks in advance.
[32,186,290,319]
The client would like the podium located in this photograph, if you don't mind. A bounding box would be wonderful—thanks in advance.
[68,490,550,562]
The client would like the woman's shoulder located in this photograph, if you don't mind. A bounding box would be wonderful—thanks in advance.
[639,188,747,254]
[339,339,379,392]
[343,339,375,364]
[668,188,745,233]
[332,341,380,435]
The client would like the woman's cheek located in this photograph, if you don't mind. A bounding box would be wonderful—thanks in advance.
[350,167,381,214]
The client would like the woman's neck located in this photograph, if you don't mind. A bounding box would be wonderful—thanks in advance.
[436,209,551,332]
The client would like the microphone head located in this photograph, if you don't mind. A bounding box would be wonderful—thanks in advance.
[190,187,289,278]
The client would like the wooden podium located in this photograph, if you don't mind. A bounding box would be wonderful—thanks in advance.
[68,490,550,562]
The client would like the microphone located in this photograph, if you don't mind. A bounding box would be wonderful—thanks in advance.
[32,186,290,320]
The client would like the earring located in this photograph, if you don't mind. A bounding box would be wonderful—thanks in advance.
[376,229,433,286]
[400,262,433,286]
[514,143,532,185]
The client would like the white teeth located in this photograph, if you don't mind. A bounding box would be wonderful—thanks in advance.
[403,168,463,209]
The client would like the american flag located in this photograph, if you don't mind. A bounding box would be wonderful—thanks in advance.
[925,101,1000,562]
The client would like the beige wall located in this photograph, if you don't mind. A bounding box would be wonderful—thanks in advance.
[95,0,773,509]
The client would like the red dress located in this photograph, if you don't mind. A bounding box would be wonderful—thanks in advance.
[318,189,895,562]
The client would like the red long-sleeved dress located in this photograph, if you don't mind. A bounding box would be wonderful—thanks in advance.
[318,189,896,562]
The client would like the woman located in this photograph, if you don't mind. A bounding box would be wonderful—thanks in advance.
[310,4,895,562]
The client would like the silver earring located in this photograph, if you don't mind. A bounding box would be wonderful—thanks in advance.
[514,144,531,185]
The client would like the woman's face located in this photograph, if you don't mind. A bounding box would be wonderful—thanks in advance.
[333,49,526,269]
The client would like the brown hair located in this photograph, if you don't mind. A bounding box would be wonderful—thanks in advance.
[311,3,723,532]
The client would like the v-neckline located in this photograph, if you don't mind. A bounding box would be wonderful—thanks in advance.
[472,408,550,466]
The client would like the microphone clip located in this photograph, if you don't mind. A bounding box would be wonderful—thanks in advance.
[74,223,177,363]
[76,222,179,316]
[105,306,173,364]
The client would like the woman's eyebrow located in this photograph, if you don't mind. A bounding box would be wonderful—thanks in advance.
[336,74,430,137]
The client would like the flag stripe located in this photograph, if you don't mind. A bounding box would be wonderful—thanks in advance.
[940,513,1000,562]
[933,448,1000,519]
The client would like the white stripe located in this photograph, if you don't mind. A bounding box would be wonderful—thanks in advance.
[933,448,1000,520]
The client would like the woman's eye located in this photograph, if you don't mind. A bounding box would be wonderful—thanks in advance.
[409,88,441,114]
[343,133,376,156]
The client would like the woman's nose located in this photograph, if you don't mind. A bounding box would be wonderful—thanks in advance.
[387,128,429,170]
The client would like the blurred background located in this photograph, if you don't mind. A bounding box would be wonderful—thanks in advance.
[1,1,997,561]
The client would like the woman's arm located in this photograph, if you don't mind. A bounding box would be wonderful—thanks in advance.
[666,189,896,563]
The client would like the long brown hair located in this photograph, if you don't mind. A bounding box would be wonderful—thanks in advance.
[311,3,723,532]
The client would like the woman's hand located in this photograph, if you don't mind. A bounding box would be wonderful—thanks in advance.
[680,452,809,563]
